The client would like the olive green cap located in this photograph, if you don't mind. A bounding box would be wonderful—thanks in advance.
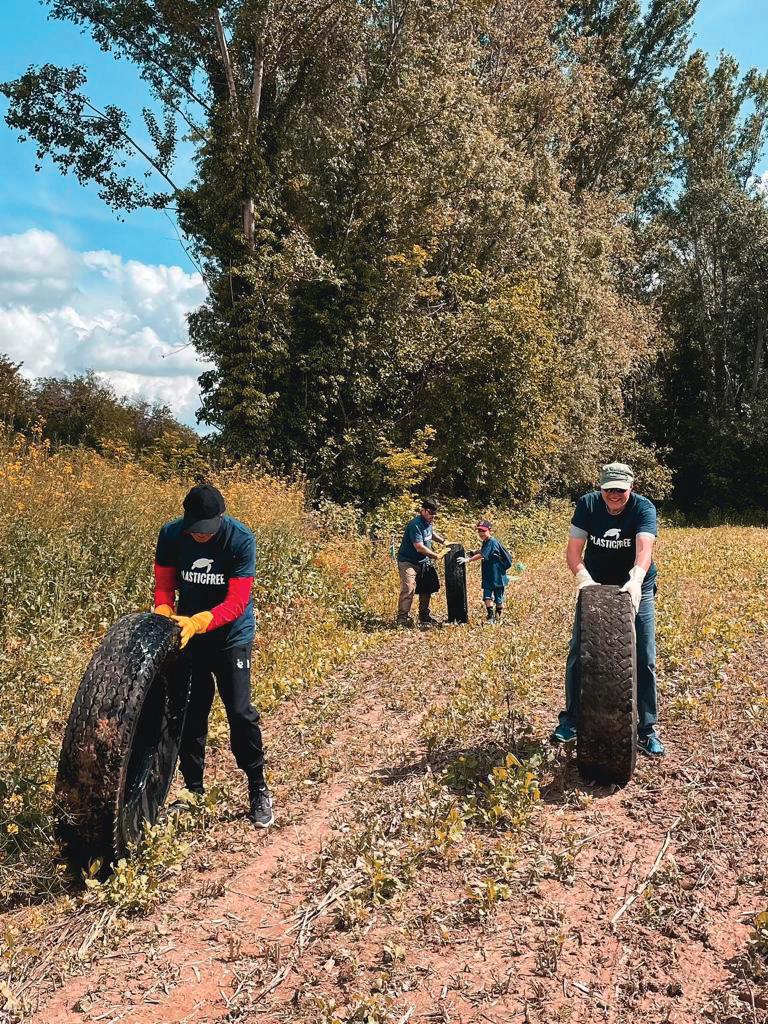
[599,461,634,489]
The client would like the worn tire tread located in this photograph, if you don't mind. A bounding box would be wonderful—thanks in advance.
[445,544,468,624]
[55,613,183,870]
[577,586,637,786]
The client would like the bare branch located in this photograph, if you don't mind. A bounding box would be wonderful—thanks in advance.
[248,6,270,138]
[213,7,240,112]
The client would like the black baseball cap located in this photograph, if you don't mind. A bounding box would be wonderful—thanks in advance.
[182,484,225,534]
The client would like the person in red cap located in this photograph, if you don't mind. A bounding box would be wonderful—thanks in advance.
[153,483,273,828]
[458,519,513,623]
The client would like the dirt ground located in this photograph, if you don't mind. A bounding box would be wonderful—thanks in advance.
[4,533,768,1024]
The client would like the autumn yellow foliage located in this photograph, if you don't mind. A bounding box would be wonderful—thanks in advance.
[0,431,394,904]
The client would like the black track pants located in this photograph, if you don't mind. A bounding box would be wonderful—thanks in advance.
[175,641,264,790]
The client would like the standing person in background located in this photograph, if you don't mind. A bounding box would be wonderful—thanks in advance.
[153,483,274,827]
[551,462,664,757]
[458,519,511,623]
[396,497,446,627]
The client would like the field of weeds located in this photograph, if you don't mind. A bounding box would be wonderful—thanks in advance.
[1,439,767,1023]
[0,431,394,907]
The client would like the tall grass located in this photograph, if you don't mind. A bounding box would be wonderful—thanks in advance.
[0,431,393,905]
[0,429,570,906]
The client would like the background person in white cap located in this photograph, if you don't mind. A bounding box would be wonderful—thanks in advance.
[550,462,664,757]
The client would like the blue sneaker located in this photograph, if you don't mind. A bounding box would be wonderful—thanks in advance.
[550,722,577,745]
[638,733,665,758]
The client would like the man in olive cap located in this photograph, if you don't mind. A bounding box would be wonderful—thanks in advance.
[551,462,664,757]
[153,483,274,827]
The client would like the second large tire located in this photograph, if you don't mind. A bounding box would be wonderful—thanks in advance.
[444,543,468,624]
[577,586,637,786]
[55,613,189,872]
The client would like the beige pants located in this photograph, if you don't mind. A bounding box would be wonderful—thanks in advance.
[397,561,431,621]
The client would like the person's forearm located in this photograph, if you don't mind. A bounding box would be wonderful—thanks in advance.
[634,535,654,572]
[414,542,438,559]
[154,563,177,610]
[208,576,254,629]
[432,530,445,546]
[566,543,586,576]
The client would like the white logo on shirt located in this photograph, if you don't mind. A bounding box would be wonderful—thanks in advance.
[181,558,226,585]
[603,528,622,539]
[590,532,632,549]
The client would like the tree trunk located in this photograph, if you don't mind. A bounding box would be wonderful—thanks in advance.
[750,305,766,402]
[244,9,269,249]
[213,8,239,111]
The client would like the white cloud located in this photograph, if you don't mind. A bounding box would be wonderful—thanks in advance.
[0,229,77,307]
[0,229,210,427]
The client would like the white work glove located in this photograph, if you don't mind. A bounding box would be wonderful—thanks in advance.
[620,565,646,614]
[574,568,599,591]
[457,556,468,565]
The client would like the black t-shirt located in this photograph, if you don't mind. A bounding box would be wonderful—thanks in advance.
[571,491,657,586]
[155,515,256,648]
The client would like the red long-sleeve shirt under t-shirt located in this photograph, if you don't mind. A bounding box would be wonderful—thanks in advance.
[153,515,256,646]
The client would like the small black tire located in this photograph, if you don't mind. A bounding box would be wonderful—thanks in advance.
[577,586,637,787]
[444,544,468,624]
[55,613,189,872]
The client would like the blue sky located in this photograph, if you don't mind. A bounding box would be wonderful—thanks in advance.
[0,0,765,425]
[0,2,194,267]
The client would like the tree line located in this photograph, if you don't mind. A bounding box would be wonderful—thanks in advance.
[0,356,199,465]
[2,1,767,515]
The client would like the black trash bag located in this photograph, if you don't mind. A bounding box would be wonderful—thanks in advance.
[415,561,440,595]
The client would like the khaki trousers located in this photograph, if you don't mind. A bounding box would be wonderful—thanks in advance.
[397,561,431,621]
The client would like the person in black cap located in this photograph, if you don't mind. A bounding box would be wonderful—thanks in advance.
[153,483,273,828]
[395,497,447,627]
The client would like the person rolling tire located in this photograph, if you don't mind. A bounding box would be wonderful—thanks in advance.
[444,543,468,624]
[553,462,664,760]
[577,585,637,786]
[55,612,189,872]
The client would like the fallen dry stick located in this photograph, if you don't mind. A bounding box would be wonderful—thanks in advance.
[610,815,682,926]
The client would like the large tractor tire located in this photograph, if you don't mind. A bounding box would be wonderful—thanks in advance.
[55,613,189,872]
[444,543,468,624]
[577,585,637,787]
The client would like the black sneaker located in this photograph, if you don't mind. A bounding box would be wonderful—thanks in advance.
[248,783,274,829]
[419,614,440,627]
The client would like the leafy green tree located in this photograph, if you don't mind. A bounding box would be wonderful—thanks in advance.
[3,0,688,503]
[0,357,34,431]
[643,53,768,513]
[556,0,698,207]
[32,371,198,453]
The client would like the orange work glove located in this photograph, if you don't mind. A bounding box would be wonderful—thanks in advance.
[154,604,174,617]
[171,610,214,649]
